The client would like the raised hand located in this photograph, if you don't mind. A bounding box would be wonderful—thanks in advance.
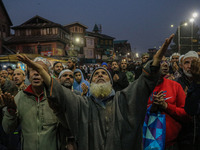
[17,54,43,71]
[152,34,174,66]
[81,83,88,96]
[3,92,16,110]
[0,95,5,108]
[17,54,51,86]
[113,74,119,82]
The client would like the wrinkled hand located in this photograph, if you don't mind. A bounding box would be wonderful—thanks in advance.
[0,95,5,108]
[172,62,179,72]
[3,92,16,110]
[17,54,43,71]
[81,83,88,96]
[152,91,168,110]
[19,84,28,91]
[0,77,6,86]
[184,86,188,95]
[113,74,119,82]
[152,34,174,66]
[191,58,200,84]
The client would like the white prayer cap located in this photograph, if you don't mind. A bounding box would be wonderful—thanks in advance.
[183,51,199,61]
[179,55,184,64]
[58,69,73,79]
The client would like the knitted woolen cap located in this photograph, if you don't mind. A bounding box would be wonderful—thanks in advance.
[89,67,113,85]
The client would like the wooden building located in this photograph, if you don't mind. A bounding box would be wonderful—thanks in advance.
[4,15,70,57]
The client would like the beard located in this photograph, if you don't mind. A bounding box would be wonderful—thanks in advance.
[90,82,112,99]
[183,69,192,78]
[61,81,72,89]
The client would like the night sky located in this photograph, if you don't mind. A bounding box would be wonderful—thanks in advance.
[3,0,200,54]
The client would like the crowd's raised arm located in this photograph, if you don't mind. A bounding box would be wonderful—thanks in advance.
[1,34,200,150]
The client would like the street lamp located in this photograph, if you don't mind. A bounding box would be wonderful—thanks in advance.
[126,52,130,61]
[75,37,80,43]
[136,53,139,58]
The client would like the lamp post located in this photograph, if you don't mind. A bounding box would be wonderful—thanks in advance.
[189,12,198,50]
[171,12,198,53]
[171,23,187,54]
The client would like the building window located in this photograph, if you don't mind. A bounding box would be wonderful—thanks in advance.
[32,29,40,36]
[109,40,112,45]
[80,28,83,33]
[105,40,108,45]
[21,30,26,36]
[100,40,104,45]
[75,27,77,32]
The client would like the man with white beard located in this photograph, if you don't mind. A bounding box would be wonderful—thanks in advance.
[175,51,199,149]
[175,51,199,93]
[17,34,174,150]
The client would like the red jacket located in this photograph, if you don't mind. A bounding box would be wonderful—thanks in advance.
[148,78,187,147]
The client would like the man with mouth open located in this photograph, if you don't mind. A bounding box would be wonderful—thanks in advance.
[17,35,174,150]
[13,69,27,91]
[2,58,61,150]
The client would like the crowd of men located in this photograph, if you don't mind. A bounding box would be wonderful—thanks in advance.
[0,34,200,150]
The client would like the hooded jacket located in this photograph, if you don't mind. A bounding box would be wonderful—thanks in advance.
[46,60,160,150]
[73,69,90,96]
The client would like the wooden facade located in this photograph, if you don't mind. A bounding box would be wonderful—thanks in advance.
[5,15,70,56]
[0,0,13,54]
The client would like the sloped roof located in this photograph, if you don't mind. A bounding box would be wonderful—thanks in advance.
[0,0,12,25]
[12,15,68,32]
[64,22,88,29]
[86,31,115,40]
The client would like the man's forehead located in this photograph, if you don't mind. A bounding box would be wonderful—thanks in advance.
[184,57,196,62]
[172,56,179,58]
[55,63,62,66]
[62,72,73,76]
[14,70,23,74]
[94,69,108,74]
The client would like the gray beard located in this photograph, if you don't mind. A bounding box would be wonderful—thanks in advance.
[183,69,192,78]
[90,82,112,99]
[61,82,72,89]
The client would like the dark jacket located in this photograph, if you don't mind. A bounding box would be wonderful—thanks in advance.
[175,73,192,91]
[184,83,200,146]
[110,70,129,92]
[46,61,160,150]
